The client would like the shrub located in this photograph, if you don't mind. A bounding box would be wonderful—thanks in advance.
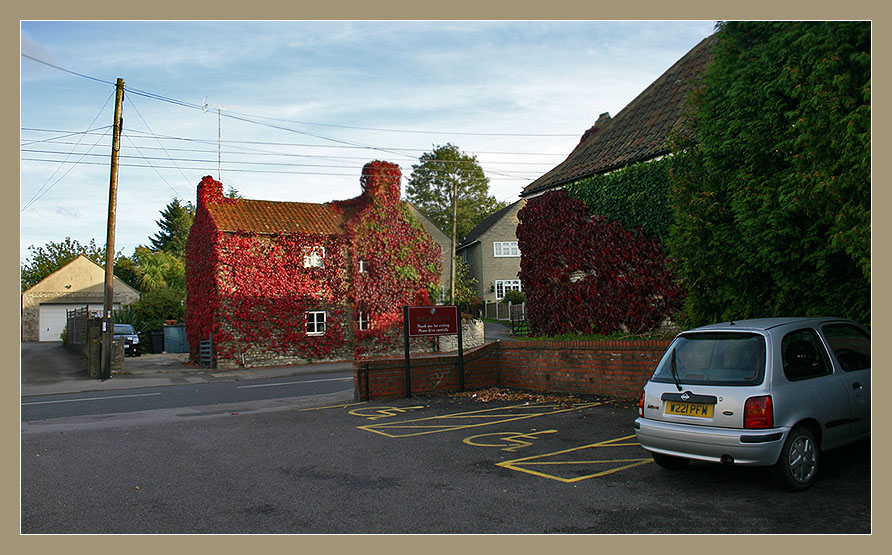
[516,190,682,336]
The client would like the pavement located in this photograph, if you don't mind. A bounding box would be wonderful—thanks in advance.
[20,342,354,397]
[21,321,518,397]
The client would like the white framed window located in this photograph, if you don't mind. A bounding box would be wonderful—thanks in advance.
[358,260,369,273]
[306,311,326,335]
[495,279,522,300]
[493,241,520,257]
[304,247,325,268]
[356,311,370,331]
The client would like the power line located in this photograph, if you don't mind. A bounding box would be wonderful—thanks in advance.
[22,53,580,139]
[24,141,562,169]
[124,94,193,197]
[21,90,116,213]
[23,127,570,157]
[20,156,536,181]
[227,110,579,138]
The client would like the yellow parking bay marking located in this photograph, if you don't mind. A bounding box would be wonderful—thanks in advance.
[358,401,605,438]
[299,402,367,412]
[349,406,426,420]
[463,430,558,452]
[497,434,653,483]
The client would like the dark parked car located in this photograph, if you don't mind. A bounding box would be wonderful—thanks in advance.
[635,317,870,490]
[113,323,141,357]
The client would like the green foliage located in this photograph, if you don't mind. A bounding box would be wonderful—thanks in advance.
[21,237,116,291]
[132,246,186,292]
[501,289,526,305]
[134,286,186,333]
[407,143,507,241]
[149,198,195,257]
[451,257,477,306]
[113,255,141,289]
[668,21,871,326]
[564,155,684,242]
[112,305,146,332]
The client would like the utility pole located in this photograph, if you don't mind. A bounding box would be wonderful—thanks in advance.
[101,77,124,380]
[449,177,458,304]
[202,98,241,181]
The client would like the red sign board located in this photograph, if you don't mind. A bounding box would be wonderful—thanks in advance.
[406,306,459,337]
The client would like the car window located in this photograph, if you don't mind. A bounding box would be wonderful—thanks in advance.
[114,324,135,334]
[651,332,766,386]
[781,328,832,381]
[821,323,870,372]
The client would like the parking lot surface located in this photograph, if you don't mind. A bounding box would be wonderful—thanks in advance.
[21,390,871,534]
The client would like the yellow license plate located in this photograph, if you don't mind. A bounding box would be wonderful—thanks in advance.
[666,401,714,418]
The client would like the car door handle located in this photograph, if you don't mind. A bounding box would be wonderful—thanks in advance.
[852,383,863,390]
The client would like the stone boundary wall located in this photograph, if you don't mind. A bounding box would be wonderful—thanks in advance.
[353,339,671,401]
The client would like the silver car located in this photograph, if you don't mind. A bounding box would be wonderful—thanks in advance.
[634,317,870,490]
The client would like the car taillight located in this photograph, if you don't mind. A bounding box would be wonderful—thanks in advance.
[744,395,773,429]
[638,389,645,417]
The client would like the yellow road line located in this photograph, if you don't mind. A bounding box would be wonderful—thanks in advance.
[299,401,367,412]
[496,434,653,483]
[358,401,606,438]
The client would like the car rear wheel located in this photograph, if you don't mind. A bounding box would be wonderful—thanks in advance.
[652,453,690,470]
[772,426,819,491]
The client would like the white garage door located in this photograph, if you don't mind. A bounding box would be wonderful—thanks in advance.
[38,303,120,342]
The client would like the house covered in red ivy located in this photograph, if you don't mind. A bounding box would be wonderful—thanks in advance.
[185,161,443,369]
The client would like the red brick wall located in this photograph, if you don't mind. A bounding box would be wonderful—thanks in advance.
[353,339,671,401]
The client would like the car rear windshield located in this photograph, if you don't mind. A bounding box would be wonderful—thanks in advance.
[113,324,136,334]
[651,332,767,386]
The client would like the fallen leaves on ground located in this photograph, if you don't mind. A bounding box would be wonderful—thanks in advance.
[453,387,586,406]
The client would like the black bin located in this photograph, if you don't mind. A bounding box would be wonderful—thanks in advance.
[150,331,164,354]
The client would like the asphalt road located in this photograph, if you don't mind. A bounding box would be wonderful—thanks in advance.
[21,393,871,534]
[21,372,354,421]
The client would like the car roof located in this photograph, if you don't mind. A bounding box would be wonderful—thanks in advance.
[686,317,854,333]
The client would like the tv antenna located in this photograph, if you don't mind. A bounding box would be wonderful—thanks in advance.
[202,98,242,181]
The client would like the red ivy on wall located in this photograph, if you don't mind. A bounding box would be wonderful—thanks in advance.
[516,190,682,336]
[185,165,442,366]
[338,161,442,357]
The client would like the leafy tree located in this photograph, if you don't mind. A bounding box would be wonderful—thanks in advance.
[112,255,141,289]
[407,144,507,242]
[21,237,114,291]
[132,246,186,292]
[149,198,195,257]
[668,21,870,325]
[133,286,187,333]
[407,144,507,301]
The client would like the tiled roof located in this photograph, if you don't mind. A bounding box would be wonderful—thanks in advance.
[457,200,523,250]
[207,198,350,235]
[522,34,716,197]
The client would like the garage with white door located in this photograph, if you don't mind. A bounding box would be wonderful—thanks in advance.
[22,256,140,342]
[36,303,121,342]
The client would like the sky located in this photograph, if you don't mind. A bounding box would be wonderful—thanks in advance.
[20,20,717,264]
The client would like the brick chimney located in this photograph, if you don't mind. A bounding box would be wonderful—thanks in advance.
[196,175,237,207]
[360,161,402,204]
[578,112,612,145]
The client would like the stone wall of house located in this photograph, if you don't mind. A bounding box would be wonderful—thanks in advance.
[481,204,523,302]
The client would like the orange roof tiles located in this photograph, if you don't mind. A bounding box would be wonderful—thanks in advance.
[207,198,349,235]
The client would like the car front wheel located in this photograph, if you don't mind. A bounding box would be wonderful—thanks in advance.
[772,426,819,491]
